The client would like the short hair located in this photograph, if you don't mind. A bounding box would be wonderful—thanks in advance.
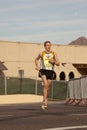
[44,41,51,47]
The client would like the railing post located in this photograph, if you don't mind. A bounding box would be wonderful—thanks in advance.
[51,80,53,99]
[4,75,7,95]
[35,74,38,95]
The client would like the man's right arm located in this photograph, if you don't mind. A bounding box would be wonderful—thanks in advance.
[35,53,41,70]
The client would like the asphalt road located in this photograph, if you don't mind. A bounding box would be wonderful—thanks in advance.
[0,101,87,130]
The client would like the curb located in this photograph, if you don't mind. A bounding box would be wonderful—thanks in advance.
[0,94,43,105]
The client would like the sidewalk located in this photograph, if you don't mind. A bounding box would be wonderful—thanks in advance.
[0,94,43,105]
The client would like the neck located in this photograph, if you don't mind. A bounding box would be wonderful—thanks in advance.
[45,50,51,54]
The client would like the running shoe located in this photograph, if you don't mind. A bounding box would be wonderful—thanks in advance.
[41,100,47,109]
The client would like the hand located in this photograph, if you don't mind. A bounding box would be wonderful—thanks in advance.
[35,66,40,71]
[49,58,55,64]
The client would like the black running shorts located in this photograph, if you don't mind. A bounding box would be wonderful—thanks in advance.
[39,69,56,80]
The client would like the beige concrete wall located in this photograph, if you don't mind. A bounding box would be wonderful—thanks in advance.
[0,41,44,78]
[57,45,87,63]
[0,41,87,80]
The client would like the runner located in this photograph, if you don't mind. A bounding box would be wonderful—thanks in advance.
[35,41,60,109]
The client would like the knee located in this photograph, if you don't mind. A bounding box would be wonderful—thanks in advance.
[44,83,49,90]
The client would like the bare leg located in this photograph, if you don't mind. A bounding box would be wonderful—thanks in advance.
[41,75,52,107]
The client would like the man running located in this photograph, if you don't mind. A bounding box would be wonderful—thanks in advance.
[35,41,60,109]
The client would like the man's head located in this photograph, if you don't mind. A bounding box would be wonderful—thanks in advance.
[44,41,51,47]
[44,41,51,52]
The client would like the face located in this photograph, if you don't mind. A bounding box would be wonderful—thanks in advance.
[44,42,51,52]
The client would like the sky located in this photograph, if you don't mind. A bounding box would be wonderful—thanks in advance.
[0,0,87,45]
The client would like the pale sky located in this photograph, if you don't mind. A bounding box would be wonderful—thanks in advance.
[0,0,87,44]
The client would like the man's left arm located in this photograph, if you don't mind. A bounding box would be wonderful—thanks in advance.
[49,52,60,66]
[54,52,60,66]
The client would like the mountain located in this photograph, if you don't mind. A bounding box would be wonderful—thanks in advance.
[68,36,87,45]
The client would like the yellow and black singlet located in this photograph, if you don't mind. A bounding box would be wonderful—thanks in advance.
[40,51,55,70]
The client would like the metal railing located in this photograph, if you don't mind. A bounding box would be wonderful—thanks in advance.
[67,75,87,100]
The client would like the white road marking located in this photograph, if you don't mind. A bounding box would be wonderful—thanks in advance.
[41,125,87,130]
[71,113,87,116]
[0,115,13,118]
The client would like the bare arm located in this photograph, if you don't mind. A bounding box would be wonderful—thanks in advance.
[54,52,60,66]
[35,53,41,70]
[49,52,60,66]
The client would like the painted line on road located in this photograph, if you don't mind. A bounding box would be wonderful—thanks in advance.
[0,115,13,117]
[71,113,87,116]
[0,115,13,118]
[41,125,87,130]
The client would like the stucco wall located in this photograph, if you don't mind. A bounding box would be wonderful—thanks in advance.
[0,41,87,80]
